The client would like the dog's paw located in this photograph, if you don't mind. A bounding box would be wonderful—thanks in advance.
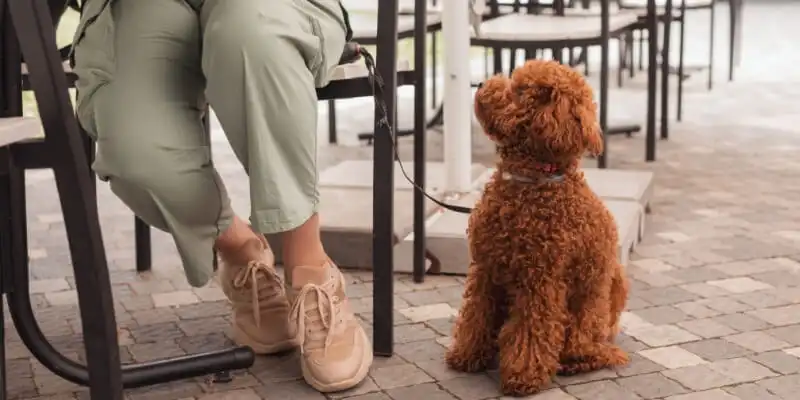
[605,345,630,367]
[556,361,583,376]
[557,345,629,376]
[500,376,550,397]
[445,350,491,373]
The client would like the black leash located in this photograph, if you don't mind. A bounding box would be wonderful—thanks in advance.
[353,45,475,215]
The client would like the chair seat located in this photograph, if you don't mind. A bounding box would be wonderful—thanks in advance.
[619,0,713,9]
[349,12,442,40]
[22,59,405,83]
[475,12,639,42]
[341,0,442,14]
[0,117,41,147]
[329,58,412,81]
[22,60,72,75]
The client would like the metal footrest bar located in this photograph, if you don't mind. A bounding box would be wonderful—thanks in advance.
[8,285,254,388]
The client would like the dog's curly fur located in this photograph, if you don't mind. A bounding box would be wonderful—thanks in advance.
[445,60,630,396]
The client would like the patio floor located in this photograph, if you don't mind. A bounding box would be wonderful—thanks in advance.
[9,2,800,399]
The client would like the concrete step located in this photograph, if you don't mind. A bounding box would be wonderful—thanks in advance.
[319,160,490,192]
[394,194,644,275]
[318,161,654,210]
[301,160,654,275]
[395,166,654,275]
[268,186,443,268]
[581,167,655,211]
[270,160,489,269]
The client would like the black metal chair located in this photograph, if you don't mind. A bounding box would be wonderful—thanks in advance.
[617,0,744,123]
[0,0,412,398]
[1,0,255,398]
[326,2,442,144]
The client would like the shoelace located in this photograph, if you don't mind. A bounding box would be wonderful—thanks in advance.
[289,282,341,356]
[232,260,283,328]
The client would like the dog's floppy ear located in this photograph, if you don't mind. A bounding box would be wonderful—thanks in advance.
[574,102,604,157]
[474,75,518,145]
[509,60,603,157]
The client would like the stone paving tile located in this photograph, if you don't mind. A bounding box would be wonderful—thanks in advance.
[438,375,500,400]
[723,331,791,353]
[385,383,458,400]
[665,389,741,400]
[679,339,752,361]
[9,3,800,399]
[756,374,800,399]
[625,325,701,347]
[676,318,738,339]
[723,383,782,400]
[661,365,740,392]
[749,350,800,375]
[614,354,665,378]
[564,380,641,400]
[637,346,707,369]
[616,373,688,399]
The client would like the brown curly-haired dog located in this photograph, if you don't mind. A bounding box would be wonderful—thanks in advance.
[445,60,630,396]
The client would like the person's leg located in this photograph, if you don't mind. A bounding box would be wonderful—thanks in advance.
[200,0,372,392]
[72,0,297,354]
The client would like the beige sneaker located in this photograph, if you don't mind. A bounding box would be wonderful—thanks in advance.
[219,238,299,354]
[287,262,373,392]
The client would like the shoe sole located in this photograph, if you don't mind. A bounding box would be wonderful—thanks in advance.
[232,324,299,355]
[301,328,374,393]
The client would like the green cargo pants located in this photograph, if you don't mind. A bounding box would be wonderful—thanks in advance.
[71,0,347,286]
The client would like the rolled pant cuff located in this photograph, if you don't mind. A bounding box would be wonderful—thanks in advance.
[251,201,319,235]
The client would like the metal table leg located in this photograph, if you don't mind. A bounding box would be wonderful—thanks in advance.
[661,0,673,140]
[645,0,658,161]
[412,0,428,284]
[371,0,399,357]
[729,0,743,81]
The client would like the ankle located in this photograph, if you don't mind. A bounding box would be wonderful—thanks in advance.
[216,217,266,264]
[282,247,328,281]
[221,238,266,265]
[285,259,332,288]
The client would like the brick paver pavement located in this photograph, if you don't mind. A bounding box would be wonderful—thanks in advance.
[8,2,800,399]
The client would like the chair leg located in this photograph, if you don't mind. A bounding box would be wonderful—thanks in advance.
[617,37,626,87]
[484,47,490,79]
[660,2,673,140]
[135,217,151,273]
[708,3,716,90]
[431,32,438,107]
[728,0,739,81]
[0,155,18,400]
[509,48,518,72]
[327,100,337,144]
[638,29,644,71]
[625,31,633,79]
[493,46,503,77]
[583,45,590,75]
[677,11,686,121]
[10,0,124,396]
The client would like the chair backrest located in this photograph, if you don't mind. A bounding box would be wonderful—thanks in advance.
[485,0,580,17]
[6,0,92,172]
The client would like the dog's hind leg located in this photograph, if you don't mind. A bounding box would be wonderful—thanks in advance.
[608,263,629,341]
[446,261,505,373]
[558,259,629,376]
[497,281,567,396]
